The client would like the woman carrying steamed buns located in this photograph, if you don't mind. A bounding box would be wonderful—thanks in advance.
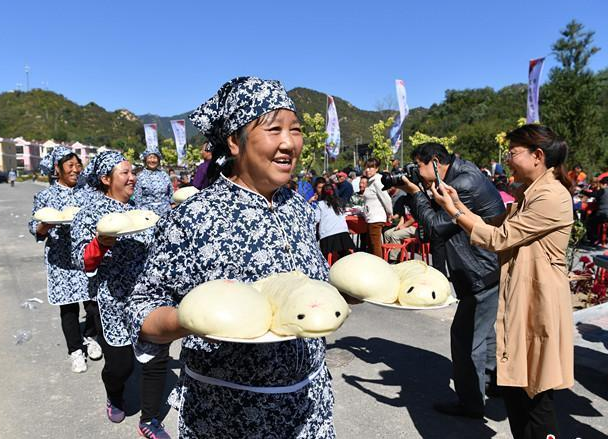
[128,77,338,438]
[133,146,173,216]
[28,146,102,374]
[430,124,574,439]
[70,151,171,439]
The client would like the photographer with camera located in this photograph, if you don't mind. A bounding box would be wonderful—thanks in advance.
[396,142,505,419]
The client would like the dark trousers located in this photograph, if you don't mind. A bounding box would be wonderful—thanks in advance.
[59,300,98,354]
[451,284,499,412]
[430,239,448,277]
[502,387,560,439]
[94,313,170,423]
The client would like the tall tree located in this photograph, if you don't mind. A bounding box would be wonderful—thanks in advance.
[300,113,327,172]
[369,117,395,170]
[542,20,603,171]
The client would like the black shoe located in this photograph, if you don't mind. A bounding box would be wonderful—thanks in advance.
[433,402,484,419]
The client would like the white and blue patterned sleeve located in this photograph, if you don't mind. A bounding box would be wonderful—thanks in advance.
[70,208,97,271]
[133,175,144,207]
[128,213,188,361]
[29,191,47,242]
[165,172,174,199]
[28,192,46,241]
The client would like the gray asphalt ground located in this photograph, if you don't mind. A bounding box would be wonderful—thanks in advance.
[1,181,607,438]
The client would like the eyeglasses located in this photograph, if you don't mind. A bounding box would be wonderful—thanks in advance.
[503,150,526,161]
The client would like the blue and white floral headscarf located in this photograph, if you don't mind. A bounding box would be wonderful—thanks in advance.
[39,146,74,176]
[189,76,296,156]
[140,146,163,161]
[86,151,127,188]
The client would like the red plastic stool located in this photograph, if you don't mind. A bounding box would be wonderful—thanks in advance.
[410,238,431,263]
[326,249,354,267]
[381,243,407,262]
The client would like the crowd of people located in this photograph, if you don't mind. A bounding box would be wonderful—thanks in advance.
[27,75,584,439]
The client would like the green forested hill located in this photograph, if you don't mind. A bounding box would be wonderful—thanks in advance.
[0,89,144,149]
[137,87,395,146]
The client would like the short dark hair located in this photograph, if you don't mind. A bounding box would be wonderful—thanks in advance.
[313,177,326,187]
[365,158,381,169]
[600,177,608,185]
[411,143,451,165]
[506,124,570,191]
[359,175,369,182]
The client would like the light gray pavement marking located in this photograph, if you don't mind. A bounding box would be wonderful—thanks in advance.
[1,182,607,438]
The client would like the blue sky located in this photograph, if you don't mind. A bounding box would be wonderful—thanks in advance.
[2,0,607,116]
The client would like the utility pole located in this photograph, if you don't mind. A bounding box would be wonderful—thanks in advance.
[24,65,30,91]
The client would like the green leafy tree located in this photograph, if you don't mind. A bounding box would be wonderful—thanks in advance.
[495,117,527,162]
[123,147,137,164]
[369,117,395,170]
[300,113,327,172]
[160,138,178,166]
[542,20,603,171]
[409,132,457,152]
[186,144,200,166]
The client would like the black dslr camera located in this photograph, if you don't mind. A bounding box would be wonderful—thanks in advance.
[380,162,421,190]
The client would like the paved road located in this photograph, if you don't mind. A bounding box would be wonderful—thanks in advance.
[1,181,607,438]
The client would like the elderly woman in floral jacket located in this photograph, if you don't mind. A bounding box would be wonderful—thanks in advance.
[71,151,171,438]
[29,146,101,373]
[128,77,338,438]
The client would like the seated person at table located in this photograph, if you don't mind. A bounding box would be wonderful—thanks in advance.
[350,175,368,207]
[383,198,417,262]
[336,172,354,204]
[315,184,355,260]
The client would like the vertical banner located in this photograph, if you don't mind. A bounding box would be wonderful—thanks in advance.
[144,123,159,148]
[326,95,341,159]
[527,57,545,123]
[171,119,187,166]
[389,116,402,154]
[395,79,409,124]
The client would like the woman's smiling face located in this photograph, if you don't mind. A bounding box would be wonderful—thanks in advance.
[505,144,544,184]
[228,109,303,200]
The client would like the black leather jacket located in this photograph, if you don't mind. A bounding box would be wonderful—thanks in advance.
[406,157,505,296]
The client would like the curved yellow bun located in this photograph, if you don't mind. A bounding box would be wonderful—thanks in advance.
[172,186,199,204]
[96,212,132,236]
[34,207,61,222]
[124,210,160,230]
[178,280,272,339]
[329,252,400,303]
[60,206,81,221]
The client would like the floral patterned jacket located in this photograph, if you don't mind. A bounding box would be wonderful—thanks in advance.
[129,175,331,384]
[133,168,173,216]
[29,183,89,305]
[71,194,153,346]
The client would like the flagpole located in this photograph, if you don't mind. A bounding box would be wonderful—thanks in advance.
[400,122,404,166]
[325,96,329,174]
